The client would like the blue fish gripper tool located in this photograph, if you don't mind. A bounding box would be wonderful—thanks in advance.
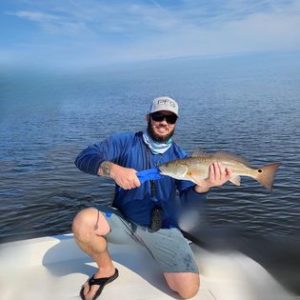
[137,168,162,184]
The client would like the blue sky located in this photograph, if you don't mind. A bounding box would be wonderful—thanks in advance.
[1,0,300,68]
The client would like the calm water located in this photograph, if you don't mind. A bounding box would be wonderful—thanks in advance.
[0,53,300,245]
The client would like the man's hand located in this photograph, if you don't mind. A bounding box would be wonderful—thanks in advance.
[194,162,232,193]
[98,161,141,190]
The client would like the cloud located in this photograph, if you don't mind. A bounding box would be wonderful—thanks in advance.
[9,10,61,22]
[6,10,90,36]
[88,0,300,61]
[2,0,300,67]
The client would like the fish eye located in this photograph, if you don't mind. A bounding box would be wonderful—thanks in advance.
[258,169,262,173]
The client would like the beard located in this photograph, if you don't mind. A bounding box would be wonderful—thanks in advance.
[147,120,175,143]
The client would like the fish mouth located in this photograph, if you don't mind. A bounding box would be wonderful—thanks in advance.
[158,165,173,177]
[158,165,167,175]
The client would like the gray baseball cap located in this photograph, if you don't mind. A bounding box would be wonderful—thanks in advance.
[149,96,179,116]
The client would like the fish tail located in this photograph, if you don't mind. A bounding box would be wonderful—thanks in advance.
[256,163,280,191]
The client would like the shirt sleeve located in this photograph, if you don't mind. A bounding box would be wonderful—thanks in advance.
[177,180,208,204]
[74,133,131,175]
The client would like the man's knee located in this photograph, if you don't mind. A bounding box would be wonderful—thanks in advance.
[164,272,200,299]
[72,208,110,242]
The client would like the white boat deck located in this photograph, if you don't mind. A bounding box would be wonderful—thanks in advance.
[0,234,298,300]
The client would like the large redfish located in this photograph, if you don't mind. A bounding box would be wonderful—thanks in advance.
[158,151,280,191]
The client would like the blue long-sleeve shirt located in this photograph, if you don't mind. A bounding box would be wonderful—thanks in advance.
[75,131,206,228]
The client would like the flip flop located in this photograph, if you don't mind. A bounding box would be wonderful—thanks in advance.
[80,268,119,300]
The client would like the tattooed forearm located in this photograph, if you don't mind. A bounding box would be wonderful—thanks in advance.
[99,161,113,177]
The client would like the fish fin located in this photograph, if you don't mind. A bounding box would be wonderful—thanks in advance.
[256,163,280,191]
[178,165,189,177]
[191,148,212,158]
[190,176,205,186]
[183,169,204,185]
[229,175,241,186]
[213,151,250,166]
[191,149,249,165]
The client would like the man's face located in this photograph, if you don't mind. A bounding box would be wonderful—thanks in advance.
[147,110,177,142]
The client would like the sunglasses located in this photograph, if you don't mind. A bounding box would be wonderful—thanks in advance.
[150,112,178,124]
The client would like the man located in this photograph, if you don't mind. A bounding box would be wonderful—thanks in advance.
[73,96,231,300]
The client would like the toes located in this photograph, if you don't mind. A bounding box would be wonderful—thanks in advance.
[81,281,93,300]
[81,282,100,300]
[80,282,90,300]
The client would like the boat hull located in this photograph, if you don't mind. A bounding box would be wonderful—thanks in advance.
[0,234,297,300]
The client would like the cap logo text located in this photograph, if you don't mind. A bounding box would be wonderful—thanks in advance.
[157,99,176,107]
